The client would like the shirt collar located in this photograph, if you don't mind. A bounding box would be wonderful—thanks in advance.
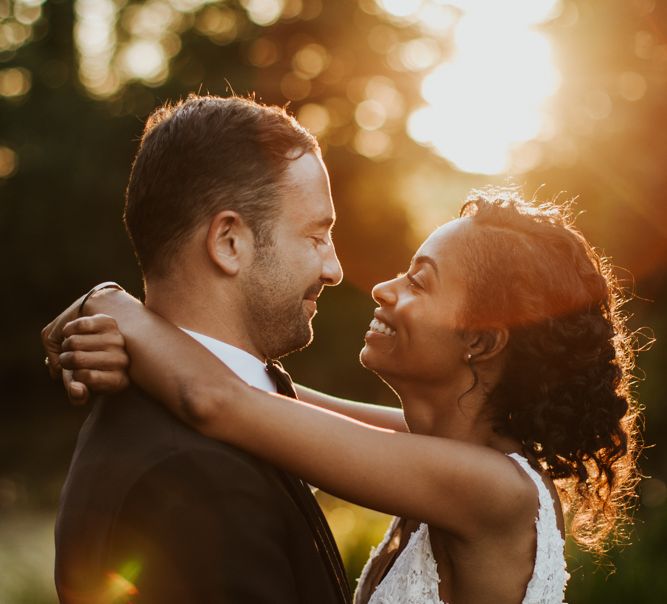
[180,328,277,393]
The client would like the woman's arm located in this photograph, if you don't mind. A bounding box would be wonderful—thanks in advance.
[294,385,408,432]
[53,288,535,538]
[42,289,406,430]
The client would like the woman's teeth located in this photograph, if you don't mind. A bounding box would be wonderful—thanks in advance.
[369,318,396,336]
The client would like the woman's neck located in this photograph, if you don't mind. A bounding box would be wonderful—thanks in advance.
[391,378,501,447]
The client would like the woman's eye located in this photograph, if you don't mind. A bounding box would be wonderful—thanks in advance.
[405,273,423,290]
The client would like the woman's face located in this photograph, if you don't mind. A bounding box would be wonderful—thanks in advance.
[360,219,471,386]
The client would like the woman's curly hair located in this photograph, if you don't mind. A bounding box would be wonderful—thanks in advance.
[457,188,642,555]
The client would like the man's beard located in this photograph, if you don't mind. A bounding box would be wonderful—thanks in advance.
[242,248,318,359]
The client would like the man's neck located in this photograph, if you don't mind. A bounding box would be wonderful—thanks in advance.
[144,280,264,361]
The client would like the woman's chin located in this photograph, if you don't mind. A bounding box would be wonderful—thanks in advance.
[359,342,376,369]
[359,342,389,375]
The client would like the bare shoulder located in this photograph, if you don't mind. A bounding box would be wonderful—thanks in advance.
[482,450,539,527]
[508,453,566,535]
[462,449,539,536]
[425,444,540,538]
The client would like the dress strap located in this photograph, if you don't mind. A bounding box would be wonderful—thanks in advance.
[506,453,569,604]
[506,454,551,503]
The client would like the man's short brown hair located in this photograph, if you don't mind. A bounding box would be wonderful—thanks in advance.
[124,94,319,277]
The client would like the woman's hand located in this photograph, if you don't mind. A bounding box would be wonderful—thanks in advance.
[58,315,131,404]
[41,285,131,405]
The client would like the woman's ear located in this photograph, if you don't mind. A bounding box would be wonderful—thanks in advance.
[465,327,509,363]
[205,211,254,276]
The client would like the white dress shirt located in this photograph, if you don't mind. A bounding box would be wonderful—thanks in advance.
[180,328,277,393]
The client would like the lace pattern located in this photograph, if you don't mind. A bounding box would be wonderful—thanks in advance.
[355,518,443,604]
[355,453,569,604]
[507,453,569,604]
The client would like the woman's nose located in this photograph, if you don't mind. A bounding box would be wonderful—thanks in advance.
[371,278,398,306]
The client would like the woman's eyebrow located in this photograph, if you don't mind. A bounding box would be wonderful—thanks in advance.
[413,255,439,276]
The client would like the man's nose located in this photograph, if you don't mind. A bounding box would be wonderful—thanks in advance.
[321,244,343,286]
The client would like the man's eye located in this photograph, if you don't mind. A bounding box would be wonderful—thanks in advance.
[311,236,327,245]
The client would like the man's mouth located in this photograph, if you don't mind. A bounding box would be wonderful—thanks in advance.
[304,285,323,303]
[368,318,396,336]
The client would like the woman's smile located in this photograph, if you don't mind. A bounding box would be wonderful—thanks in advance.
[367,317,396,337]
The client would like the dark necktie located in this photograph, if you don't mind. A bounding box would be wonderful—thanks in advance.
[265,360,352,603]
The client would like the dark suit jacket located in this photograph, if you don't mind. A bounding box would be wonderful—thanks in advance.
[55,387,351,603]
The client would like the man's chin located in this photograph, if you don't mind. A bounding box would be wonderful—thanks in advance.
[272,325,313,359]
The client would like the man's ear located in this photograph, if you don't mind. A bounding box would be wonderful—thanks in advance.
[465,327,509,363]
[205,211,254,276]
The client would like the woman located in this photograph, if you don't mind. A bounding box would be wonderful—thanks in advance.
[44,191,641,603]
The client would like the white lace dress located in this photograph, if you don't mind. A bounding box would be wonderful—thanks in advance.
[354,453,569,604]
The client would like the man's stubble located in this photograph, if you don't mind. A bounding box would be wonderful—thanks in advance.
[241,245,318,360]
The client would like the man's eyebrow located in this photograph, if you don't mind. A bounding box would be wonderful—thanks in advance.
[308,216,335,229]
[413,255,439,275]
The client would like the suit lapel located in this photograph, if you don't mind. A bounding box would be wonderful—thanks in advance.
[276,470,352,604]
[267,360,352,603]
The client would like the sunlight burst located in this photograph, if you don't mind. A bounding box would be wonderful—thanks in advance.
[403,0,562,174]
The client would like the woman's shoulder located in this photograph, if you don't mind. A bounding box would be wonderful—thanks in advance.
[484,451,542,529]
[506,452,566,536]
[428,444,542,538]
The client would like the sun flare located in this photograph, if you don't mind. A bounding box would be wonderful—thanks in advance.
[399,0,562,175]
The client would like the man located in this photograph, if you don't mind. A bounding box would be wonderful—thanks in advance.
[43,95,351,603]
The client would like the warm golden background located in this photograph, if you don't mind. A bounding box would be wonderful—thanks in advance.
[1,0,666,601]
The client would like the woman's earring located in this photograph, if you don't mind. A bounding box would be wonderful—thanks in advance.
[466,353,473,363]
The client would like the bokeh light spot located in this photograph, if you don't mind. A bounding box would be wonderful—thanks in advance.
[353,129,392,159]
[355,99,386,131]
[298,103,330,136]
[0,67,31,98]
[397,38,440,71]
[416,3,458,35]
[617,71,647,102]
[195,6,238,43]
[13,1,43,26]
[376,0,422,20]
[241,0,285,27]
[0,20,32,51]
[248,37,279,67]
[282,0,303,20]
[0,146,18,179]
[328,506,357,537]
[365,76,404,119]
[119,40,167,82]
[292,43,328,79]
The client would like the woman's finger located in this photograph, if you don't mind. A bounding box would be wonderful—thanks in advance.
[71,368,130,393]
[62,332,126,353]
[63,369,90,406]
[40,294,89,378]
[62,314,120,338]
[60,350,130,371]
[41,321,64,378]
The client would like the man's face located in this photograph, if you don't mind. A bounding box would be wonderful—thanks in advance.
[241,152,343,359]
